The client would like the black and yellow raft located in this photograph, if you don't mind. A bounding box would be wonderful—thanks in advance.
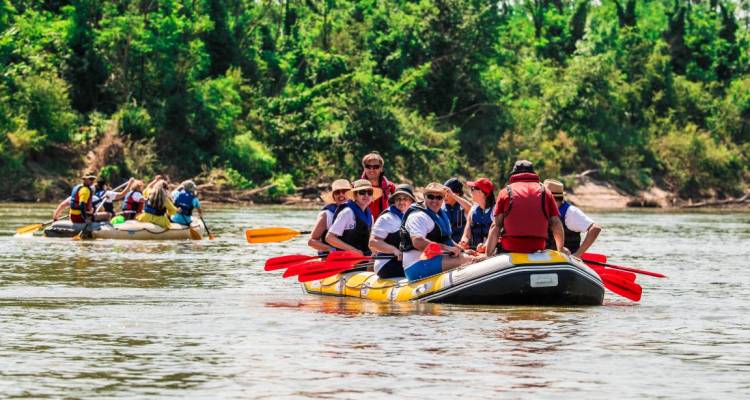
[303,250,605,306]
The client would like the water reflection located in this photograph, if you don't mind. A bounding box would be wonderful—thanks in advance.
[265,297,446,316]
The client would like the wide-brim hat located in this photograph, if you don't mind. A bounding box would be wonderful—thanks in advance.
[389,184,416,204]
[321,179,354,204]
[423,182,448,195]
[510,160,534,175]
[543,179,565,199]
[350,179,382,201]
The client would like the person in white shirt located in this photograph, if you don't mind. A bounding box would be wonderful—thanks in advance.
[543,179,602,257]
[308,179,352,254]
[368,184,416,278]
[325,179,382,255]
[401,182,482,282]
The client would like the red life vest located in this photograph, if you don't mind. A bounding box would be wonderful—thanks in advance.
[501,173,549,239]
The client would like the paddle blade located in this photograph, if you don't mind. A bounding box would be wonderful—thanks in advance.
[325,251,371,263]
[582,254,666,278]
[72,232,83,241]
[208,233,216,240]
[298,261,368,282]
[582,252,607,263]
[16,223,43,235]
[583,262,637,282]
[283,260,323,278]
[600,273,642,302]
[245,227,301,244]
[189,228,203,240]
[264,254,319,271]
[421,242,443,260]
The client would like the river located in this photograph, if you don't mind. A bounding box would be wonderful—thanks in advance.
[0,203,748,399]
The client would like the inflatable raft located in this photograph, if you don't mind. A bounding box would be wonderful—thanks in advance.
[43,219,205,240]
[302,250,605,305]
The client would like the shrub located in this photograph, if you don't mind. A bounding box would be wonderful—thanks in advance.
[268,173,296,199]
[18,74,78,145]
[116,104,155,139]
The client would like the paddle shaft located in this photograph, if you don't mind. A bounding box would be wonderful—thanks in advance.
[582,258,666,278]
[199,215,214,239]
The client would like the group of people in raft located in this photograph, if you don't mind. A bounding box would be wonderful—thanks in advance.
[309,152,602,283]
[52,173,204,230]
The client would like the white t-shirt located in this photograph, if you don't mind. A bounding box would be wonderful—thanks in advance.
[402,211,437,269]
[102,190,118,204]
[128,191,144,203]
[563,204,594,233]
[328,207,371,236]
[370,211,402,272]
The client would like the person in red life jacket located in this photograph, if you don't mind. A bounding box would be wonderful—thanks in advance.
[120,180,145,220]
[400,183,483,282]
[459,177,496,253]
[369,184,416,279]
[308,179,353,254]
[543,179,602,257]
[442,177,472,244]
[360,152,396,220]
[68,173,97,223]
[484,160,564,255]
[325,179,382,255]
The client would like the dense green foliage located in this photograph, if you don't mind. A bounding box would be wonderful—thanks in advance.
[1,0,748,200]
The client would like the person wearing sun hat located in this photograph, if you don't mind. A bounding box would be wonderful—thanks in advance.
[484,160,563,255]
[543,179,602,257]
[368,184,416,278]
[459,177,496,252]
[442,177,472,244]
[68,172,97,223]
[308,179,353,253]
[326,179,382,255]
[399,182,481,282]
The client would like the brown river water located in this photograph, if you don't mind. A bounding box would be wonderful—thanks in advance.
[0,203,748,399]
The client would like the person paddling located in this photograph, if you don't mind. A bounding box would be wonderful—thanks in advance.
[442,177,472,244]
[544,179,602,257]
[459,177,496,252]
[121,180,145,220]
[308,179,352,254]
[369,184,416,279]
[484,160,563,255]
[136,180,177,229]
[170,180,202,226]
[400,183,480,282]
[94,178,133,222]
[360,152,395,220]
[325,179,382,256]
[68,173,97,224]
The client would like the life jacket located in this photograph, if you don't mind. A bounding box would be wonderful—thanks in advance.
[501,173,549,239]
[121,190,144,219]
[378,205,404,249]
[319,203,339,247]
[93,188,106,209]
[174,190,196,216]
[143,198,166,216]
[400,203,452,252]
[469,204,493,248]
[546,202,582,253]
[69,184,92,215]
[331,200,372,255]
[442,202,466,243]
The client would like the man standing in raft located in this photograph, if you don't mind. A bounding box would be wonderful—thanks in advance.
[484,160,564,255]
[360,152,396,220]
[543,179,602,257]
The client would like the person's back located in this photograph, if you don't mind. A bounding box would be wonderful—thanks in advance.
[171,180,200,226]
[485,160,562,254]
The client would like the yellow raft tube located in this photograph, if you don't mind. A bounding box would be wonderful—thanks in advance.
[302,250,605,306]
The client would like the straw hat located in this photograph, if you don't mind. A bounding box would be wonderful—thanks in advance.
[321,179,353,204]
[423,182,448,195]
[543,179,565,199]
[350,179,383,200]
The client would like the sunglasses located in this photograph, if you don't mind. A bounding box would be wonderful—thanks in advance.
[425,194,444,201]
[356,190,374,196]
[333,190,349,196]
[364,164,382,170]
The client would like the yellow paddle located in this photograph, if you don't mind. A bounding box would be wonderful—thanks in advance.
[16,216,67,235]
[188,226,203,240]
[245,227,311,244]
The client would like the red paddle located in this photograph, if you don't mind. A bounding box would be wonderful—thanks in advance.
[582,253,666,278]
[264,254,324,271]
[598,271,642,301]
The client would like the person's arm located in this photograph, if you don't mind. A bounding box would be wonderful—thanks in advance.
[446,190,473,217]
[459,212,472,249]
[165,197,178,216]
[53,198,70,220]
[484,215,502,255]
[549,216,564,252]
[308,213,332,252]
[325,210,363,254]
[411,235,460,258]
[369,236,402,260]
[574,223,601,257]
[113,178,135,201]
